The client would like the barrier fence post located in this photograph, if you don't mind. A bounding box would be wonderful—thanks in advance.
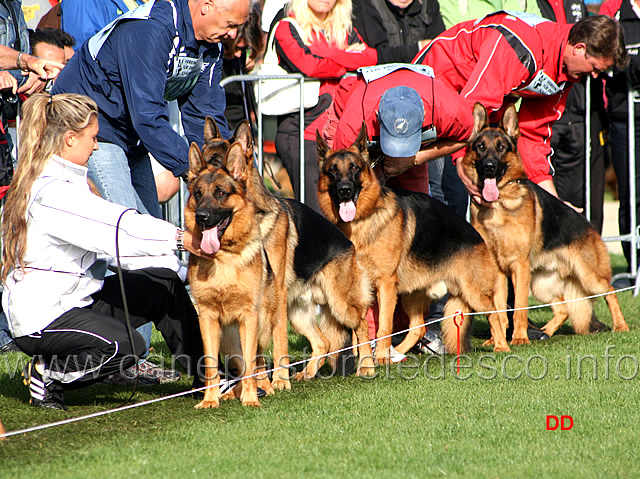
[600,83,640,292]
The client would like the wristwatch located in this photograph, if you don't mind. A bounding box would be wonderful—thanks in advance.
[176,228,186,252]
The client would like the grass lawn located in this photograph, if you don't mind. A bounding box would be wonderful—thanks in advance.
[1,254,639,478]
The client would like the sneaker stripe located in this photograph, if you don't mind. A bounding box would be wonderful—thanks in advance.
[29,383,46,400]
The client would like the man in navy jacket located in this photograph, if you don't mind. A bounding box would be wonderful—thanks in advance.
[52,0,250,217]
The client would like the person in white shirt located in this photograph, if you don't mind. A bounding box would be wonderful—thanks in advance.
[1,92,209,410]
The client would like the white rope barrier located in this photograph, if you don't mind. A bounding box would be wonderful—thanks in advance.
[1,284,635,439]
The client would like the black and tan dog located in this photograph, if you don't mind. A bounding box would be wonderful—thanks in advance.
[202,118,375,380]
[316,127,511,357]
[461,103,629,342]
[186,141,282,408]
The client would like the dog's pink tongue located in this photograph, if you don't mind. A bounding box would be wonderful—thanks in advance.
[482,178,499,202]
[339,201,356,222]
[201,227,221,254]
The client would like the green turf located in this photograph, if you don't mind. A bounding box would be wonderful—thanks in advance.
[1,254,639,478]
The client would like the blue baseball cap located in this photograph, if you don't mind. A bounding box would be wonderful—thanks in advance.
[378,86,424,158]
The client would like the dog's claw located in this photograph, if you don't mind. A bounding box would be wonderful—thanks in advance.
[510,338,530,346]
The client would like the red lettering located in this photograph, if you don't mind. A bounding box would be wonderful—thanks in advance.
[546,415,559,430]
[561,415,574,430]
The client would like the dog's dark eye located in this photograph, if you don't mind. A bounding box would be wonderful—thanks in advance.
[349,163,360,172]
[476,142,486,152]
[214,188,227,199]
[328,164,338,173]
[496,143,506,152]
[193,188,202,201]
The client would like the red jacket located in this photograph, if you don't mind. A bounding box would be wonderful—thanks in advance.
[414,12,574,184]
[326,69,474,150]
[274,15,378,141]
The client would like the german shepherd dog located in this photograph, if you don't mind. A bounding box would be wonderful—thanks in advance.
[461,103,629,342]
[186,141,282,408]
[202,118,375,380]
[316,127,511,357]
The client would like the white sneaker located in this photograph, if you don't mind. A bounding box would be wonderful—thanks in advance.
[371,341,407,363]
[416,330,445,355]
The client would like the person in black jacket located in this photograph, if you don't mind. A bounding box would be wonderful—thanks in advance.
[537,0,608,234]
[601,0,640,275]
[352,0,445,64]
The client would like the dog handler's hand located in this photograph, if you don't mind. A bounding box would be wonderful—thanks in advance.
[455,159,491,207]
[383,155,415,177]
[537,179,584,213]
[182,229,215,260]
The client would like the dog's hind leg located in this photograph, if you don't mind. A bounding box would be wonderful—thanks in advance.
[511,262,532,346]
[394,291,429,355]
[318,305,349,372]
[288,297,330,380]
[540,302,569,337]
[579,272,629,333]
[604,287,629,332]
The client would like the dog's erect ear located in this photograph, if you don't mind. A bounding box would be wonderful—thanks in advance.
[226,142,247,181]
[355,122,368,153]
[471,103,489,139]
[501,104,520,140]
[232,120,254,156]
[204,116,221,143]
[188,142,207,177]
[316,129,329,169]
[355,122,370,165]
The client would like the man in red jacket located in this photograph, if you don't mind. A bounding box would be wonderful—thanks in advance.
[323,66,477,355]
[412,11,627,205]
[324,65,475,194]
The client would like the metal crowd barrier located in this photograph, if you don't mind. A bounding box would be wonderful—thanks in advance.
[221,73,309,203]
[595,81,639,292]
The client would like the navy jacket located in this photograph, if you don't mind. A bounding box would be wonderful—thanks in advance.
[52,0,229,177]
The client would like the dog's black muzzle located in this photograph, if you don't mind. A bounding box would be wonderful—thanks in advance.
[477,157,499,179]
[195,207,232,229]
[336,179,356,203]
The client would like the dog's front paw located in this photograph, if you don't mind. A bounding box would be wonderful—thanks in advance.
[375,349,391,365]
[271,378,291,390]
[493,344,511,353]
[510,337,531,346]
[257,378,275,396]
[481,338,494,347]
[294,371,312,381]
[356,366,376,377]
[194,399,220,409]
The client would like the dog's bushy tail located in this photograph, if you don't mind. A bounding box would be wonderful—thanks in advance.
[441,297,473,354]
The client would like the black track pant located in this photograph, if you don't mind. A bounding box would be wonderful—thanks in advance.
[14,268,204,388]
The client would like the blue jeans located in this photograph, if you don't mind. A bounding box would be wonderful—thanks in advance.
[88,142,162,219]
[428,156,469,218]
[0,310,13,349]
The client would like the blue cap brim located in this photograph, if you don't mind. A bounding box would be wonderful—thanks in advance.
[380,122,422,158]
